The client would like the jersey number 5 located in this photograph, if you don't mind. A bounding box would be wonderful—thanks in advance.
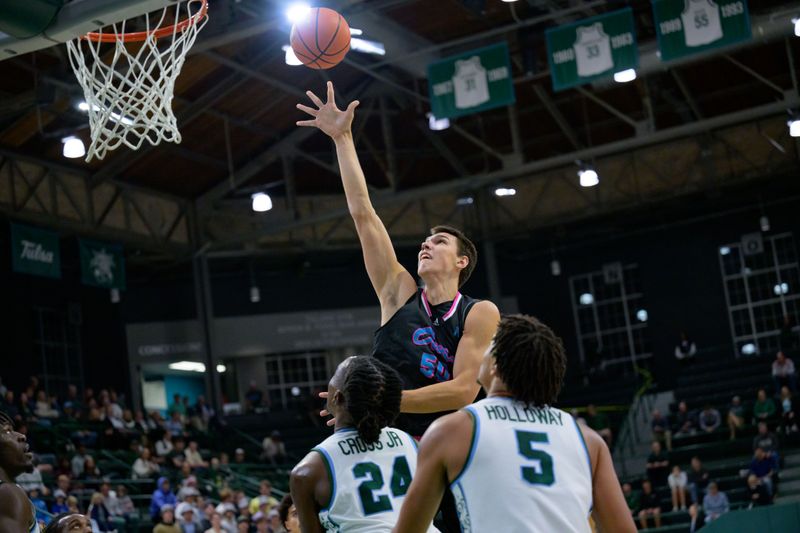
[352,456,413,515]
[515,430,555,486]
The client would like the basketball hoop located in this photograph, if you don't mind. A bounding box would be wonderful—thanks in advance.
[66,0,209,161]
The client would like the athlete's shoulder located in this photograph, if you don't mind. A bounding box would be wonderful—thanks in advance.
[464,299,499,321]
[0,482,31,528]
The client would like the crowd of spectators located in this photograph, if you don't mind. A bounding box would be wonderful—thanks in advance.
[620,348,799,530]
[0,376,294,532]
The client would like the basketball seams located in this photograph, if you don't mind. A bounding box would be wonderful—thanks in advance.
[290,7,349,70]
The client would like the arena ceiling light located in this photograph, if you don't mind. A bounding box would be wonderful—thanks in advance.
[636,309,649,322]
[251,192,273,212]
[613,69,637,83]
[456,196,474,206]
[62,136,86,159]
[774,282,789,296]
[793,18,800,37]
[579,293,594,305]
[427,113,450,131]
[216,364,227,373]
[77,101,134,126]
[286,3,311,23]
[250,286,261,303]
[740,343,757,355]
[494,187,517,197]
[169,361,206,372]
[351,38,386,56]
[719,246,731,255]
[578,167,599,188]
[789,116,800,137]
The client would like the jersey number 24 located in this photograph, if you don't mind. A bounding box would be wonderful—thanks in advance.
[352,456,413,515]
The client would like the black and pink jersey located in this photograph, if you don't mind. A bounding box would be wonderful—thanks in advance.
[372,288,480,437]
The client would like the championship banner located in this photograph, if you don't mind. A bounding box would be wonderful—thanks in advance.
[427,42,515,120]
[10,223,61,279]
[79,238,126,290]
[652,0,750,62]
[546,8,638,92]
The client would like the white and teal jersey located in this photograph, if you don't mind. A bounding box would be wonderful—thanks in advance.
[313,427,439,533]
[452,397,593,533]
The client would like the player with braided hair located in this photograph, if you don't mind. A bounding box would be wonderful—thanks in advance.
[291,356,439,533]
[0,410,42,532]
[394,315,636,533]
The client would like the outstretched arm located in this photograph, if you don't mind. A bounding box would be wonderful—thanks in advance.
[401,301,500,413]
[297,82,416,322]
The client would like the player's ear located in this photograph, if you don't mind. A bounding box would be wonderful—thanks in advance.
[455,254,468,270]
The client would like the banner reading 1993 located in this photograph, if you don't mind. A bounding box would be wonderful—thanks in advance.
[652,0,750,62]
[545,8,638,92]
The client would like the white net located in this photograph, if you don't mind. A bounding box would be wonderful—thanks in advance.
[66,0,208,162]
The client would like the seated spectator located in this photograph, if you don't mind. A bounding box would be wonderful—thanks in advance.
[236,515,250,533]
[164,412,184,437]
[584,405,612,447]
[260,431,288,465]
[77,456,101,482]
[155,431,174,459]
[753,421,779,454]
[646,441,670,487]
[267,508,281,533]
[779,386,798,435]
[252,511,269,533]
[185,440,208,469]
[651,411,672,451]
[167,394,186,420]
[749,447,778,496]
[622,482,639,516]
[244,381,264,413]
[88,492,114,532]
[674,332,697,363]
[687,503,703,533]
[55,474,72,497]
[51,489,69,515]
[204,512,224,533]
[191,396,213,433]
[133,410,154,435]
[66,495,80,515]
[115,485,135,518]
[702,481,729,521]
[2,390,20,422]
[16,462,49,495]
[753,389,776,423]
[727,396,745,440]
[34,390,59,419]
[176,502,200,533]
[687,456,710,504]
[249,480,279,515]
[698,404,721,433]
[278,494,299,533]
[772,351,797,393]
[132,448,160,479]
[71,444,90,478]
[747,474,773,508]
[672,401,695,437]
[28,487,49,523]
[150,477,177,520]
[99,483,121,519]
[153,504,181,533]
[668,465,688,511]
[638,479,662,530]
[169,438,187,469]
[234,448,246,464]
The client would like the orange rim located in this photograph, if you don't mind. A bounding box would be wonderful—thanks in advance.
[82,0,207,43]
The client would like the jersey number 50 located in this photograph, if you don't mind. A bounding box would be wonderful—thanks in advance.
[516,430,555,486]
[352,456,413,515]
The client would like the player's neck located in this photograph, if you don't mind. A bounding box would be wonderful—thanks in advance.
[0,466,16,484]
[422,278,459,306]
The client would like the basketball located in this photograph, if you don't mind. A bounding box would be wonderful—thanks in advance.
[290,7,350,70]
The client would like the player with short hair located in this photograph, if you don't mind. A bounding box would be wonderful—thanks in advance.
[44,513,92,532]
[392,315,636,533]
[291,356,438,533]
[0,411,41,532]
[298,82,499,531]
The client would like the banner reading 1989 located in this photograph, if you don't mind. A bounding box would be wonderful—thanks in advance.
[545,8,638,92]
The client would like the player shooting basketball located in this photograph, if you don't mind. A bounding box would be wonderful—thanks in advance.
[297,82,499,531]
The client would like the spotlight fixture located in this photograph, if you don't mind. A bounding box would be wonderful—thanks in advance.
[427,113,450,131]
[62,136,86,159]
[216,364,227,373]
[550,260,561,276]
[579,293,594,305]
[793,17,800,37]
[789,117,800,138]
[613,69,637,83]
[250,286,261,303]
[578,167,599,187]
[110,288,120,303]
[456,196,474,206]
[760,215,770,233]
[251,192,273,212]
[494,187,517,197]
